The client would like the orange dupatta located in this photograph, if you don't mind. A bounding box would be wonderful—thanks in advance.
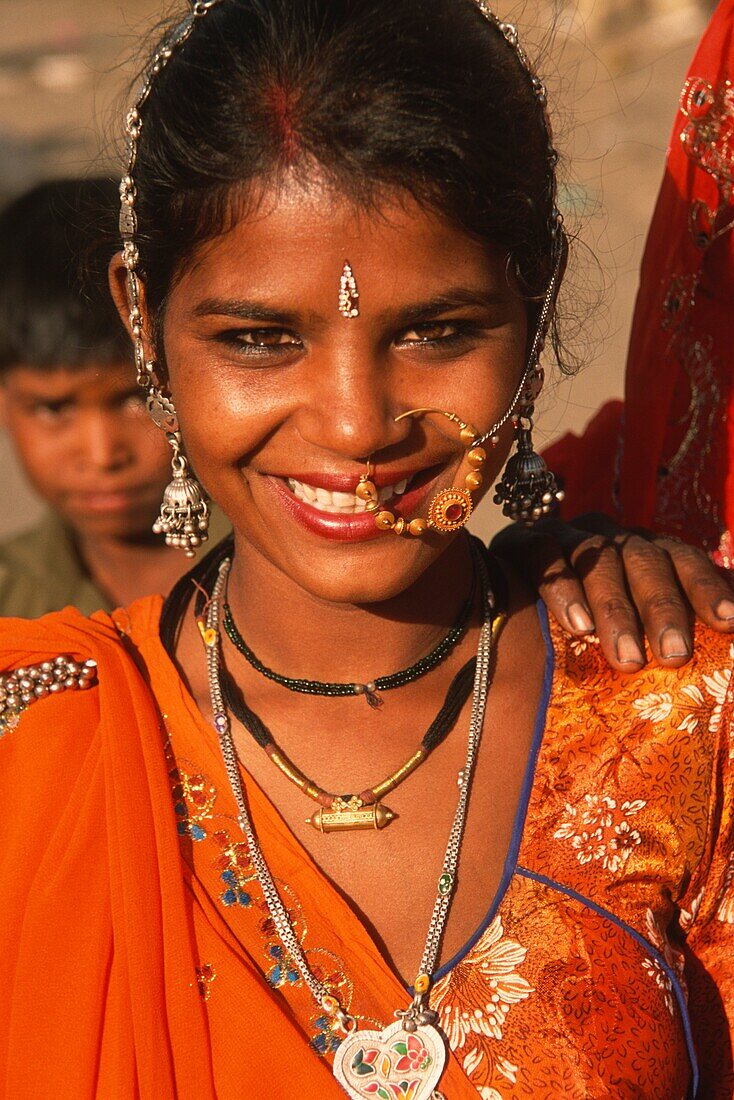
[0,602,482,1099]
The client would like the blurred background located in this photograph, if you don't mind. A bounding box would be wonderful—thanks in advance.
[0,0,716,540]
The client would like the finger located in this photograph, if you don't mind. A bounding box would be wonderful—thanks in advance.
[616,534,694,667]
[569,536,647,672]
[655,538,734,633]
[491,524,595,635]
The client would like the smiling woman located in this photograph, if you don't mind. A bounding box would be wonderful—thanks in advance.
[1,1,733,1099]
[123,184,532,583]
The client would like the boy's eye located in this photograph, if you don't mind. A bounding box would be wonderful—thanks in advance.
[32,400,71,420]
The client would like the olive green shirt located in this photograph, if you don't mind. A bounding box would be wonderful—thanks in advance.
[0,508,231,619]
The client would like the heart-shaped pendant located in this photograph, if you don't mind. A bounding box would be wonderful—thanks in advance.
[333,1019,446,1100]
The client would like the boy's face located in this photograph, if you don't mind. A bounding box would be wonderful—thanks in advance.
[0,362,173,541]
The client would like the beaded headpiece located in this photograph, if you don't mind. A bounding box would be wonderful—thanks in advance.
[119,0,565,524]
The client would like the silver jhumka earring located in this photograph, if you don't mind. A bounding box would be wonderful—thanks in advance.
[493,369,565,523]
[118,4,223,556]
[473,11,566,527]
[489,242,566,525]
[146,392,210,556]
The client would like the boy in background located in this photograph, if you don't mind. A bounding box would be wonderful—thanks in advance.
[0,178,227,617]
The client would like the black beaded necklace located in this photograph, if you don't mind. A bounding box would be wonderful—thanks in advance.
[214,546,505,831]
[222,571,476,709]
[217,648,484,831]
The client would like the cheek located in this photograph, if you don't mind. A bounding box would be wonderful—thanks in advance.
[128,418,176,481]
[167,357,285,477]
[7,418,67,482]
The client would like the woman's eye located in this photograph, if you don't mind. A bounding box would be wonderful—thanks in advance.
[398,322,460,344]
[238,329,300,348]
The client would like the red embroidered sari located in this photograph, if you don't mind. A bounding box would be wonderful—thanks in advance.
[544,0,734,558]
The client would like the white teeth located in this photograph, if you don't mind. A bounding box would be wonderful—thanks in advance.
[284,475,412,514]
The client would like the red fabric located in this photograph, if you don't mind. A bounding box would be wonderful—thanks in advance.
[542,400,623,520]
[545,0,734,550]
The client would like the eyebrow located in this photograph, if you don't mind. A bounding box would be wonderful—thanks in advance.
[193,298,305,325]
[192,287,508,327]
[389,289,509,327]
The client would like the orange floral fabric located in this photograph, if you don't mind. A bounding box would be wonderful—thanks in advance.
[0,596,732,1099]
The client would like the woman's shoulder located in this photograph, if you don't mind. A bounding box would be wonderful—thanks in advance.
[0,597,176,982]
[546,616,733,779]
[0,596,164,750]
[550,616,733,702]
[528,619,733,919]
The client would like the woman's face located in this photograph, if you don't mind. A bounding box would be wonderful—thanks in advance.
[117,177,529,603]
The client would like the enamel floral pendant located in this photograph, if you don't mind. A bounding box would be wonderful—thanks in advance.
[333,1019,446,1100]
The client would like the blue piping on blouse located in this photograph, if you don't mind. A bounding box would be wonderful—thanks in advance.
[516,865,699,1098]
[427,598,555,983]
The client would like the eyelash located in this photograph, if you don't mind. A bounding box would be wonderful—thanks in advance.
[395,321,481,349]
[220,320,482,359]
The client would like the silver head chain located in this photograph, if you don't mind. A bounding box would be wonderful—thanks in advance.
[119,0,565,446]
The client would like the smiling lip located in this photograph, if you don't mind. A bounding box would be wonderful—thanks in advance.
[282,469,419,492]
[264,467,444,542]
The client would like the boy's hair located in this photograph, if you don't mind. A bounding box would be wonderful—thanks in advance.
[0,177,131,374]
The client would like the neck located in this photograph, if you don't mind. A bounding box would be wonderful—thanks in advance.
[224,535,478,686]
[76,529,187,608]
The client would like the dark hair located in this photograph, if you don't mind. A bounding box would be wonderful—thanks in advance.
[0,177,131,374]
[132,0,558,348]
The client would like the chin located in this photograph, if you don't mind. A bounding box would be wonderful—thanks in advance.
[70,509,159,543]
[237,518,447,606]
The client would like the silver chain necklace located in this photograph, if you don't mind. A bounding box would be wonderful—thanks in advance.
[201,551,495,1100]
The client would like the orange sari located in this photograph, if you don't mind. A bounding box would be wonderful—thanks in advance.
[1,597,733,1098]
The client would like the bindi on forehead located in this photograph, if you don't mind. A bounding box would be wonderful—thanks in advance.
[265,81,301,165]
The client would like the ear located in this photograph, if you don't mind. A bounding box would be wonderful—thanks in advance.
[528,365,545,401]
[0,380,8,429]
[108,253,158,367]
[108,251,131,331]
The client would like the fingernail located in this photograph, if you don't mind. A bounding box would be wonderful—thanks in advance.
[568,602,594,633]
[616,633,644,665]
[660,627,690,660]
[715,598,734,621]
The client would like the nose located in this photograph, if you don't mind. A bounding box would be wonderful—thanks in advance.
[295,346,409,462]
[75,410,133,473]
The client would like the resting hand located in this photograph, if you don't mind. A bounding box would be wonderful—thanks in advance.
[490,514,734,673]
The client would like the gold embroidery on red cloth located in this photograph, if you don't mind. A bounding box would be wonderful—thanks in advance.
[650,77,734,548]
[196,963,217,1001]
